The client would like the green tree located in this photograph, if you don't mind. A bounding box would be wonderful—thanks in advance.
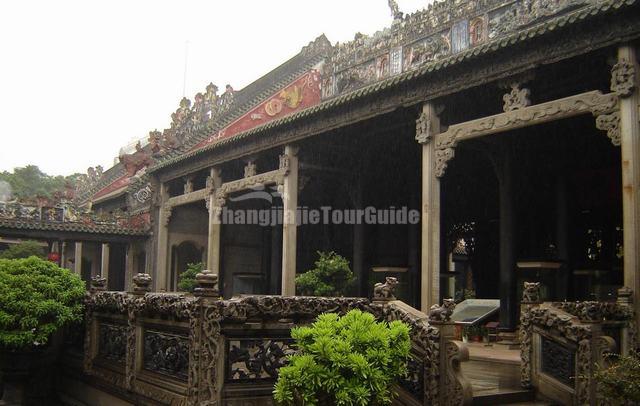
[0,165,82,200]
[273,309,411,405]
[295,251,355,297]
[0,241,46,259]
[178,262,203,292]
[0,257,85,348]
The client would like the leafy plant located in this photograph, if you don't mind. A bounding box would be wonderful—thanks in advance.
[295,251,355,297]
[593,351,640,405]
[0,257,85,349]
[178,262,203,293]
[273,309,411,406]
[0,241,46,260]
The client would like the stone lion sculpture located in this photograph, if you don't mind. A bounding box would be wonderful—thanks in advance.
[428,298,456,322]
[373,277,398,301]
[522,282,541,303]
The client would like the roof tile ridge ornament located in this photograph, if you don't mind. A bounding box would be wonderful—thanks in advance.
[301,34,333,57]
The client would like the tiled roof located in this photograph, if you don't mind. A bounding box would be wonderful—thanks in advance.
[150,0,635,172]
[0,218,149,236]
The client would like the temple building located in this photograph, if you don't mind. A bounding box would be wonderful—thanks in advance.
[2,0,639,329]
[2,0,640,403]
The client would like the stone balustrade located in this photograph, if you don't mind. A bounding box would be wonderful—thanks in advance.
[519,282,636,406]
[68,273,472,405]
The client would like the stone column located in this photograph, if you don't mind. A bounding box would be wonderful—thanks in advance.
[617,45,640,333]
[124,243,134,292]
[281,145,299,296]
[498,144,517,331]
[416,102,442,311]
[60,241,67,269]
[156,184,170,291]
[74,241,83,276]
[100,243,110,281]
[206,168,223,275]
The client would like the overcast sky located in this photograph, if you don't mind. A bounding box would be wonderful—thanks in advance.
[0,0,429,176]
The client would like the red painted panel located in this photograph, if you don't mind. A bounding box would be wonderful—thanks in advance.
[192,70,321,150]
[93,175,130,200]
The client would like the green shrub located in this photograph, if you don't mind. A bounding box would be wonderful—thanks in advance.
[593,351,640,405]
[0,256,85,348]
[273,309,411,406]
[295,251,355,297]
[178,262,203,293]
[0,240,45,259]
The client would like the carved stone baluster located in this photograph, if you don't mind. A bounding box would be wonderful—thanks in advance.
[520,282,541,389]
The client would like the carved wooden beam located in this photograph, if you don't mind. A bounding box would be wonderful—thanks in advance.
[433,90,620,177]
[166,188,208,208]
[214,166,289,207]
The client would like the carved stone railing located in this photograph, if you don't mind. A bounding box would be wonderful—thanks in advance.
[73,274,471,405]
[520,283,635,406]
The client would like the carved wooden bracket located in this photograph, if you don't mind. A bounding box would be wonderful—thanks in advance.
[611,59,636,98]
[433,90,620,177]
[161,204,172,226]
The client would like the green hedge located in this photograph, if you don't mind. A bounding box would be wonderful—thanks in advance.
[274,309,410,406]
[0,256,85,349]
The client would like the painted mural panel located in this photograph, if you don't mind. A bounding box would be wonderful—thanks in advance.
[194,70,321,149]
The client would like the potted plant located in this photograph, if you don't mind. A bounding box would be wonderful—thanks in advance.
[0,256,85,405]
[177,262,203,293]
[592,351,640,405]
[295,251,355,297]
[273,309,411,405]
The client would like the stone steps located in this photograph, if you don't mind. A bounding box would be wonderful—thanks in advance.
[461,343,554,406]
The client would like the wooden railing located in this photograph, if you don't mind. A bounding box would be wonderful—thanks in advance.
[62,273,472,406]
[520,283,636,406]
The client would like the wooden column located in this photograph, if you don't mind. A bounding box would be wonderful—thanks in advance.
[498,144,517,330]
[281,145,299,296]
[101,243,110,281]
[206,168,222,275]
[618,45,640,332]
[74,241,83,276]
[417,102,442,311]
[156,184,170,291]
[352,176,366,296]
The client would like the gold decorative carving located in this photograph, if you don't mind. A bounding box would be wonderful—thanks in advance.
[611,59,636,97]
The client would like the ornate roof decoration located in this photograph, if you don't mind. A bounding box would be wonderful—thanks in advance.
[322,0,599,99]
[74,166,104,197]
[0,201,150,235]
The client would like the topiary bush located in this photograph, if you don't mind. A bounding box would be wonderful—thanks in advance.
[178,262,203,293]
[273,309,411,406]
[0,241,45,260]
[0,256,85,349]
[295,251,355,297]
[593,351,640,405]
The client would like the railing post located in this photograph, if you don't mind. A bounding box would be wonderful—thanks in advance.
[190,270,223,406]
[519,282,542,389]
[429,300,472,406]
